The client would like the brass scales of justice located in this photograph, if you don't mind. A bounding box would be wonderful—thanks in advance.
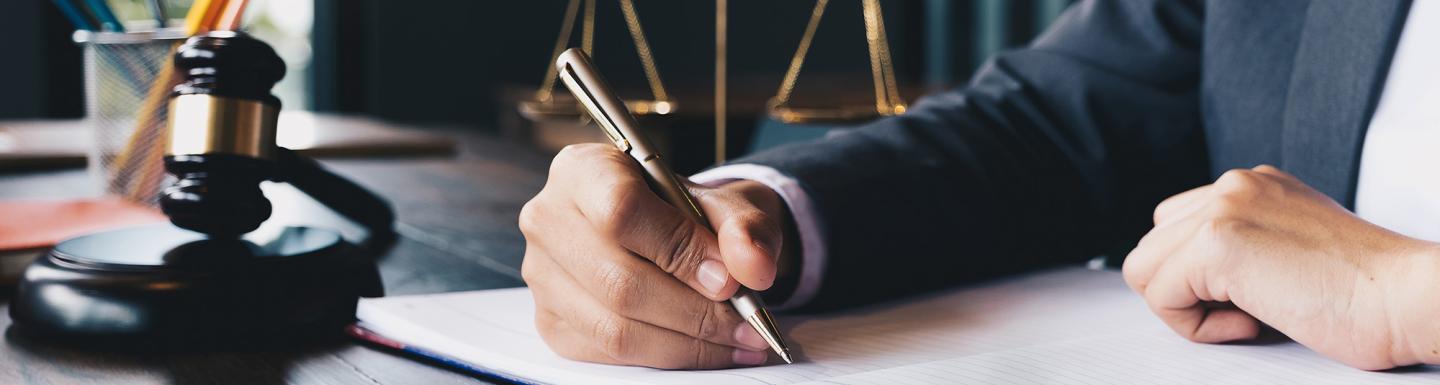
[516,0,910,163]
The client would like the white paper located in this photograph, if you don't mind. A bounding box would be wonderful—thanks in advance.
[356,267,1440,385]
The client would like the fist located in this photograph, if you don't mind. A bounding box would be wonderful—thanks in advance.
[1123,165,1440,370]
[519,144,790,369]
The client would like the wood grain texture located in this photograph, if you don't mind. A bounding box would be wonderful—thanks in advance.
[0,129,556,384]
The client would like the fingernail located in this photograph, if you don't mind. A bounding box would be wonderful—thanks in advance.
[697,259,729,295]
[734,324,769,351]
[733,349,768,366]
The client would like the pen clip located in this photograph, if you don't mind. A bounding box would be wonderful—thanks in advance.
[559,64,632,153]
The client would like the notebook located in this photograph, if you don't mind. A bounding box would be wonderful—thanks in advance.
[0,199,166,283]
[353,267,1440,384]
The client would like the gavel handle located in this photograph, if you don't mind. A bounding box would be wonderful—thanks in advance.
[272,147,398,250]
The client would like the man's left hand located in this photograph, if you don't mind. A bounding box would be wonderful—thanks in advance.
[1123,165,1440,370]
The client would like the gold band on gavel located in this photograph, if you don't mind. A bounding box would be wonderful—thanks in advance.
[166,94,279,159]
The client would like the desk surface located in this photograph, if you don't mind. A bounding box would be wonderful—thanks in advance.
[0,129,549,385]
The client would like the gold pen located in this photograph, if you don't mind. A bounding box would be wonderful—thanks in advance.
[555,48,794,364]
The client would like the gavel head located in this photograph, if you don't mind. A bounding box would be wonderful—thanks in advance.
[160,31,286,237]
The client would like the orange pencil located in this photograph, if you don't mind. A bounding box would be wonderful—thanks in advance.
[198,0,231,33]
[113,0,234,202]
[216,0,251,31]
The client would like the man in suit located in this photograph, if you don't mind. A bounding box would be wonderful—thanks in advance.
[519,0,1440,370]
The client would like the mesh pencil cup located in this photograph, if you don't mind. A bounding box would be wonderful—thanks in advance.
[75,29,188,205]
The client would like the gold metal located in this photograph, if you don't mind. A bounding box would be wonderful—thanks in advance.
[619,0,669,102]
[166,94,278,159]
[534,0,582,104]
[746,311,793,364]
[518,97,672,121]
[862,0,900,115]
[770,0,829,113]
[582,0,596,55]
[557,49,794,363]
[767,0,907,124]
[525,0,674,120]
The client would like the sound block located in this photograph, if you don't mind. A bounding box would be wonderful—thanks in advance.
[8,223,381,348]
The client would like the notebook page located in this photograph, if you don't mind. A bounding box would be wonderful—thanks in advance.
[357,288,664,385]
[357,267,1440,384]
[792,332,1440,385]
[360,268,1170,384]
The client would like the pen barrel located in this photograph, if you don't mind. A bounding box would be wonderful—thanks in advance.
[634,157,774,312]
[637,155,712,230]
[637,159,772,305]
[555,48,791,359]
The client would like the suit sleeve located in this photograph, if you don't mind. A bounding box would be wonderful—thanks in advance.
[731,0,1211,311]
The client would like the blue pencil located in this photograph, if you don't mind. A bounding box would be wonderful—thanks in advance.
[147,0,168,28]
[83,0,126,32]
[49,0,96,31]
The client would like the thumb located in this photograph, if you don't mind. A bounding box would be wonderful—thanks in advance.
[695,182,784,292]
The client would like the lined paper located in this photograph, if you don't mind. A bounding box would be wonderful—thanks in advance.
[356,267,1440,385]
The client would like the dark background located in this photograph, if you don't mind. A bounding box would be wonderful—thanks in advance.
[0,0,1071,131]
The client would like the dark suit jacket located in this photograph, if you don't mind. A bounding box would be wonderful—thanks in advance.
[735,0,1414,311]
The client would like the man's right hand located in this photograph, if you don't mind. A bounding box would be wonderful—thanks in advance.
[519,144,791,369]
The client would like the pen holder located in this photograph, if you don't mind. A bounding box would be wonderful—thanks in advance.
[75,29,189,205]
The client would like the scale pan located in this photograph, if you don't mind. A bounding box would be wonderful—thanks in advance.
[767,103,905,125]
[519,97,675,121]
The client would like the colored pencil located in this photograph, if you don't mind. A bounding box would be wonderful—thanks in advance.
[216,0,250,31]
[183,0,217,35]
[197,0,231,33]
[147,0,168,28]
[112,0,233,201]
[49,0,96,31]
[83,0,125,32]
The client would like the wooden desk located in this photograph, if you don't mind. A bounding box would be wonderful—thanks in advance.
[0,129,550,385]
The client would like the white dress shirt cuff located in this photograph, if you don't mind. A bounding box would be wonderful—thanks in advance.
[691,164,825,310]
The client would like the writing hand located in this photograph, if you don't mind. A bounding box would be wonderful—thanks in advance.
[519,144,790,368]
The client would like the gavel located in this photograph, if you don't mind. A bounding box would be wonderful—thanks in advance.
[8,32,391,344]
[160,31,394,240]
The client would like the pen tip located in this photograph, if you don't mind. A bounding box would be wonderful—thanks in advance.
[778,350,794,364]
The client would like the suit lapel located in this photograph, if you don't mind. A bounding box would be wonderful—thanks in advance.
[1280,0,1411,208]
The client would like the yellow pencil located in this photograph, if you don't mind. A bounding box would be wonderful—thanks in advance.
[183,0,216,34]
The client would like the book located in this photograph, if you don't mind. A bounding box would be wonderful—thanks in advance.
[0,199,166,283]
[353,267,1440,384]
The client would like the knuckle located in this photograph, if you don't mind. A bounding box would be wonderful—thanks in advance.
[658,220,703,275]
[1211,173,1268,215]
[520,252,540,285]
[690,338,714,369]
[693,302,724,342]
[1210,193,1247,218]
[1121,259,1144,288]
[1178,328,1206,343]
[593,315,632,360]
[534,315,572,356]
[1215,169,1260,194]
[548,145,584,178]
[594,184,640,238]
[1198,217,1246,242]
[518,199,544,236]
[554,143,607,164]
[596,262,642,313]
[551,144,624,184]
[533,311,556,337]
